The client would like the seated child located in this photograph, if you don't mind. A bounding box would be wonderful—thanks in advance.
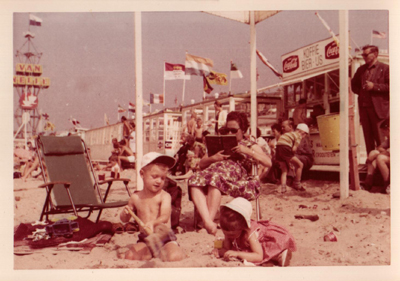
[275,123,309,192]
[362,118,390,194]
[118,152,185,262]
[214,197,296,266]
[109,156,120,179]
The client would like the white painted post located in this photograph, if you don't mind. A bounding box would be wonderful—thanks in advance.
[135,12,144,191]
[250,11,257,138]
[339,10,349,199]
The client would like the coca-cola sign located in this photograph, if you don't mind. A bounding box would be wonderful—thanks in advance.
[282,56,299,73]
[325,41,339,59]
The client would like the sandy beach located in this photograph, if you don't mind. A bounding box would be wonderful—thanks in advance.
[13,168,391,273]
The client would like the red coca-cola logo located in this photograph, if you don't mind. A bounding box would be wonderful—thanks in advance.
[325,41,339,59]
[282,56,299,73]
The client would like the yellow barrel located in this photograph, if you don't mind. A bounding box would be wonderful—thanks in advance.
[316,114,340,151]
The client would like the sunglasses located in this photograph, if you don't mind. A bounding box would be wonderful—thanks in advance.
[362,52,372,58]
[221,127,240,134]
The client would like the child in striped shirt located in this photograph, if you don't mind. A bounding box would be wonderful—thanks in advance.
[275,123,309,192]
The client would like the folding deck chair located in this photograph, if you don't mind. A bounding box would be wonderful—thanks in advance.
[36,135,131,223]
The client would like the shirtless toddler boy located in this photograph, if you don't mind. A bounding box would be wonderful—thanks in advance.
[119,152,185,261]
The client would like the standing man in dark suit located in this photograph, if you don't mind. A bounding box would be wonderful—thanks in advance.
[351,45,389,155]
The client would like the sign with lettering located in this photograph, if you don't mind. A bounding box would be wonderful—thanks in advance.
[14,76,50,87]
[309,134,339,165]
[281,36,340,81]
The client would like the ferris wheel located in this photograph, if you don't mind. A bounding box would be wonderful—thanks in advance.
[14,14,51,143]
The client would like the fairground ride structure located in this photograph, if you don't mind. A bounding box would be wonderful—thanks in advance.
[13,14,51,146]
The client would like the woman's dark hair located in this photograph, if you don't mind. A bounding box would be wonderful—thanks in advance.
[220,206,248,231]
[226,111,249,133]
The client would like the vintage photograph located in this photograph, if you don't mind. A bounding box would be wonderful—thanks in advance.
[5,3,398,280]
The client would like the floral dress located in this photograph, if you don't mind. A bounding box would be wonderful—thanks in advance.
[188,140,259,200]
[231,220,297,265]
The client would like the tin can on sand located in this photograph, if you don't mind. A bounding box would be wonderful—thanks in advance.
[214,238,224,249]
[324,232,337,242]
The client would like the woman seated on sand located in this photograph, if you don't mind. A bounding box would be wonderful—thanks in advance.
[188,111,272,235]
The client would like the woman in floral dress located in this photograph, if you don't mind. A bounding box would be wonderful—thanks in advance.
[188,111,272,235]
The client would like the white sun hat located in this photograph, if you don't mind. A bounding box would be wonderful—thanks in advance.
[221,197,252,228]
[141,152,176,170]
[296,123,309,134]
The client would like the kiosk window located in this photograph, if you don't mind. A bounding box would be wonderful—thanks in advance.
[305,74,324,101]
[285,82,302,107]
[327,70,339,98]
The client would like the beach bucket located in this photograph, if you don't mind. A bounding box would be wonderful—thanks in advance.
[316,114,340,151]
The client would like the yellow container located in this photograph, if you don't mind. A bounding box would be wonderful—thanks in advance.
[316,114,340,151]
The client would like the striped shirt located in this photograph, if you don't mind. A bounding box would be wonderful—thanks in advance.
[276,131,302,148]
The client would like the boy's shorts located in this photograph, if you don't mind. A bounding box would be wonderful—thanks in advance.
[275,145,294,168]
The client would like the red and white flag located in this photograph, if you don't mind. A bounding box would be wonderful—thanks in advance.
[118,105,126,113]
[29,14,42,26]
[150,93,164,104]
[372,30,386,39]
[256,49,283,79]
[128,102,135,112]
[164,62,190,80]
[185,53,213,76]
[230,61,243,79]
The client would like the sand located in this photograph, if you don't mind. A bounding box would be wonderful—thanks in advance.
[11,168,394,279]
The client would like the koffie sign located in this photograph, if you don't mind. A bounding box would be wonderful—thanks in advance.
[281,36,340,81]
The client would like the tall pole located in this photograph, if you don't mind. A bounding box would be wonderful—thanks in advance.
[339,10,349,199]
[370,30,373,45]
[134,12,144,191]
[163,61,166,107]
[249,11,257,138]
[229,60,232,95]
[181,76,186,106]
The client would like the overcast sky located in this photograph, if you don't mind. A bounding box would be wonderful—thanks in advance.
[13,10,389,131]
